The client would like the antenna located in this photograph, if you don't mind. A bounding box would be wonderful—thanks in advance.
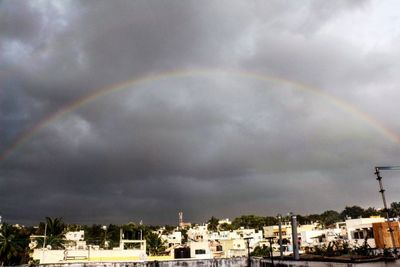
[179,211,183,228]
[375,166,400,254]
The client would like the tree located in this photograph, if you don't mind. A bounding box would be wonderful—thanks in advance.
[390,202,400,217]
[145,232,166,256]
[36,217,66,249]
[296,215,310,225]
[105,224,121,248]
[0,223,25,266]
[219,223,233,231]
[264,216,278,226]
[340,206,365,220]
[207,216,219,232]
[45,217,65,236]
[232,215,276,230]
[363,207,383,217]
[319,210,341,227]
[84,224,104,246]
[250,245,270,257]
[161,225,175,235]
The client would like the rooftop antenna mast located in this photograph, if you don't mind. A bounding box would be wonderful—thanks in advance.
[375,166,400,255]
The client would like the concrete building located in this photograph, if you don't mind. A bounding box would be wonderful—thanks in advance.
[187,225,208,241]
[189,240,212,259]
[345,217,385,248]
[31,231,147,264]
[161,231,182,247]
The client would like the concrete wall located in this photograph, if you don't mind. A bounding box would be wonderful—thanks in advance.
[32,248,146,264]
[35,257,247,267]
[253,258,400,267]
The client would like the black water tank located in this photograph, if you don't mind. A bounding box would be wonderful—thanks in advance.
[174,247,191,259]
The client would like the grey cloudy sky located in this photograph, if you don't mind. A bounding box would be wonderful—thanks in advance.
[1,0,400,225]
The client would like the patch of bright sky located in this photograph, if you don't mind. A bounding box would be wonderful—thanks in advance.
[318,0,400,52]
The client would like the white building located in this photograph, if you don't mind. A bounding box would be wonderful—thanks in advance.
[161,231,182,247]
[187,225,208,241]
[31,231,147,264]
[345,217,385,248]
[65,230,84,241]
[189,240,213,259]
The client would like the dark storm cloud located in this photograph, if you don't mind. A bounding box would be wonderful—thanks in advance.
[1,0,400,225]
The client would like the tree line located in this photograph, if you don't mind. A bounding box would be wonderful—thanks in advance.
[2,202,400,265]
[207,202,400,230]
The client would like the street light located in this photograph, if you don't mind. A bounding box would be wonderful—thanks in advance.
[102,225,107,248]
[375,166,400,254]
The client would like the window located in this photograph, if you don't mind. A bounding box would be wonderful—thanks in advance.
[359,231,364,239]
[367,229,374,238]
[353,231,359,239]
[195,249,206,255]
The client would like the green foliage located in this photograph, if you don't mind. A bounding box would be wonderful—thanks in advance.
[390,202,400,217]
[352,237,372,256]
[363,207,384,217]
[36,217,66,249]
[250,245,271,257]
[84,224,104,246]
[44,217,65,236]
[162,225,175,235]
[145,232,166,256]
[232,215,277,230]
[106,224,121,248]
[83,224,121,248]
[219,223,233,231]
[319,210,341,227]
[296,215,310,225]
[0,223,30,266]
[66,224,81,232]
[207,216,219,232]
[340,206,365,220]
[180,228,188,244]
[308,240,350,257]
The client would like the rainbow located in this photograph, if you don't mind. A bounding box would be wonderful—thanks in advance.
[1,68,399,162]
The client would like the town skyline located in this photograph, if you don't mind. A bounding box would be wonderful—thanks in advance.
[2,202,400,227]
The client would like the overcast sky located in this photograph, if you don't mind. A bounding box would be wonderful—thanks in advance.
[1,0,400,226]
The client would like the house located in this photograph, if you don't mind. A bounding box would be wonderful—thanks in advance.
[161,231,182,247]
[345,217,385,248]
[31,230,147,264]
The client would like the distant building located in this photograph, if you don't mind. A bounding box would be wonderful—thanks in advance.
[178,211,191,229]
[161,231,182,247]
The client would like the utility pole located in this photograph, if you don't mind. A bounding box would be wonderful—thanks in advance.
[277,214,283,259]
[244,237,253,267]
[290,213,299,260]
[266,237,276,266]
[42,223,47,263]
[375,166,400,255]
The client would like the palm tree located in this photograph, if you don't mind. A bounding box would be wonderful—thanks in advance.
[145,232,166,256]
[36,217,66,249]
[45,217,65,236]
[0,223,23,266]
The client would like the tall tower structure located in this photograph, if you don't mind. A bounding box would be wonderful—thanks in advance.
[179,211,183,228]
